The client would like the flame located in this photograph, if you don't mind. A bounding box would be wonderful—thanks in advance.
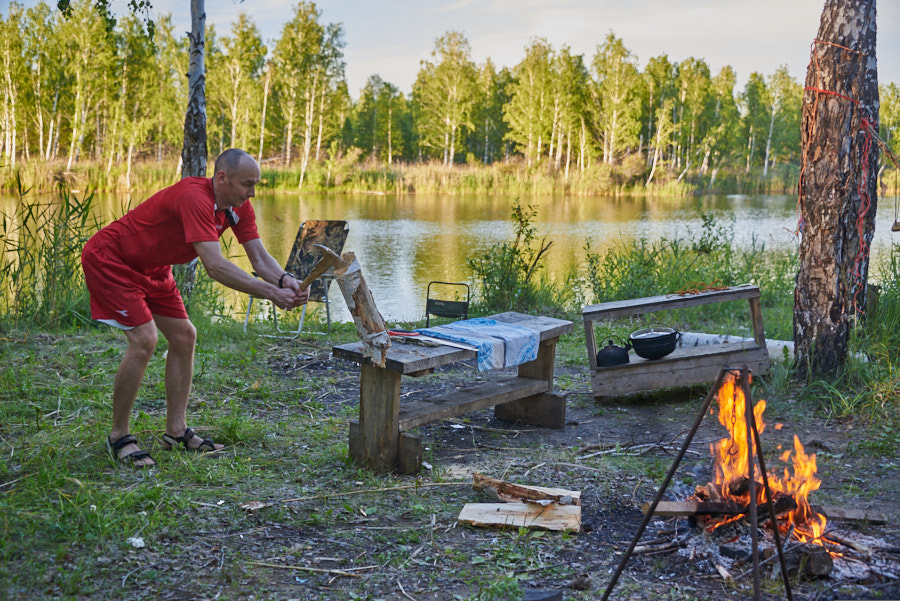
[707,372,827,546]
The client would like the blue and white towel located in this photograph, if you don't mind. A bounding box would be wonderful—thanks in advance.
[416,318,539,371]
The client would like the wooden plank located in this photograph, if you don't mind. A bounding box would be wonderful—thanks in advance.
[458,503,581,532]
[748,296,767,348]
[358,365,401,471]
[591,345,770,397]
[582,284,760,321]
[490,312,574,340]
[333,341,474,375]
[584,317,599,370]
[814,505,887,525]
[473,473,582,506]
[398,377,549,431]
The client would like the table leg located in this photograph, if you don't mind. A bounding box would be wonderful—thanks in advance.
[494,338,565,429]
[351,364,402,472]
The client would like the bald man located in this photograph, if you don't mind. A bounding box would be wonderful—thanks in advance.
[82,149,308,467]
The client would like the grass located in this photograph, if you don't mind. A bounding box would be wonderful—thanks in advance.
[1,181,899,599]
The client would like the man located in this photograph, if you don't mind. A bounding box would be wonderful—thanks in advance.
[82,148,308,467]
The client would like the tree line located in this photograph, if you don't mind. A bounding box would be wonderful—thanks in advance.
[1,0,898,191]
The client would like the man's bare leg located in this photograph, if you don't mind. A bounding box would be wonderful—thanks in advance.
[155,314,224,451]
[109,320,158,467]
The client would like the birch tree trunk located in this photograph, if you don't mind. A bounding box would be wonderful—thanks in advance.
[258,64,271,161]
[794,0,879,378]
[180,0,207,179]
[175,0,208,300]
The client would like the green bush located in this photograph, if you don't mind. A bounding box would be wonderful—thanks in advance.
[468,199,572,315]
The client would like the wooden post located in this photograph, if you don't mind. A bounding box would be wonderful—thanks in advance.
[333,252,391,367]
[494,338,565,429]
[357,364,401,472]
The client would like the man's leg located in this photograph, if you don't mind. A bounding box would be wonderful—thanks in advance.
[110,320,159,467]
[154,315,224,451]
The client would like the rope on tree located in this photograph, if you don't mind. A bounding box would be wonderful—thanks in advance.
[799,38,882,315]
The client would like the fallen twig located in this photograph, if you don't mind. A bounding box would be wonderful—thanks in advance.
[245,560,375,578]
[398,579,417,601]
[280,482,468,504]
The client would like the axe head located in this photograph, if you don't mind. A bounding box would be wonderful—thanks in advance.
[313,243,344,264]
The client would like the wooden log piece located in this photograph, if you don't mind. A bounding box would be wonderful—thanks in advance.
[473,472,582,506]
[333,251,391,367]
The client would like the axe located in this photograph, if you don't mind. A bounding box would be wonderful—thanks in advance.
[297,244,347,290]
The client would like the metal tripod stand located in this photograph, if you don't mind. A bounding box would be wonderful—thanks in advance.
[600,366,794,601]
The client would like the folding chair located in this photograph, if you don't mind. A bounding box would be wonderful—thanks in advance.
[425,281,470,327]
[243,220,349,338]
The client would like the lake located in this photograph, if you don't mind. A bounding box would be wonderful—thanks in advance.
[2,191,898,323]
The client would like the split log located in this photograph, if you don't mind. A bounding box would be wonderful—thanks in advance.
[332,251,391,367]
[473,473,581,506]
[458,502,581,532]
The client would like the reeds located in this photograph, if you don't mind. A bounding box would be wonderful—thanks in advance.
[0,178,99,328]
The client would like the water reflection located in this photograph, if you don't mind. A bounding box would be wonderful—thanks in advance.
[2,192,898,323]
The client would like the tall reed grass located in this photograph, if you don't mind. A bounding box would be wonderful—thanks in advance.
[0,179,98,329]
[0,181,229,330]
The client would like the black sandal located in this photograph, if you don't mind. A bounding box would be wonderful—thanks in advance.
[107,434,155,467]
[162,427,220,452]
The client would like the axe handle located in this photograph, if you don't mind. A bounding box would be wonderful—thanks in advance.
[297,257,337,290]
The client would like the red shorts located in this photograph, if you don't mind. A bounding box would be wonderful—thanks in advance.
[81,241,188,328]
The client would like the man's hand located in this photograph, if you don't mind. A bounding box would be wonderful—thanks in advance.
[272,274,310,310]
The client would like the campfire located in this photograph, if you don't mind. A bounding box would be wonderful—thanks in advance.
[695,371,828,548]
[603,367,898,601]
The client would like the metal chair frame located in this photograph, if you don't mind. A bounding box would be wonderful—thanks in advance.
[425,281,470,327]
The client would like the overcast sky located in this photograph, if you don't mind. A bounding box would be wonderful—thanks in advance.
[6,0,900,98]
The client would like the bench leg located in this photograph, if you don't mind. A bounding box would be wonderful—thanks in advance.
[349,364,402,472]
[494,338,566,429]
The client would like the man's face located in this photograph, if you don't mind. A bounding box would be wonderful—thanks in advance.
[217,158,260,209]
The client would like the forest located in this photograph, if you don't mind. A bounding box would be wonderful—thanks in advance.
[1,0,899,194]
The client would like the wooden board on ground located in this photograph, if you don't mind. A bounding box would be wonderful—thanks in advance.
[458,503,581,532]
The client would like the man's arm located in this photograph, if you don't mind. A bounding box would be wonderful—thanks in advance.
[193,240,305,310]
[242,238,310,304]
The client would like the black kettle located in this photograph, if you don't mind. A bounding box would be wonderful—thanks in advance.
[596,339,631,367]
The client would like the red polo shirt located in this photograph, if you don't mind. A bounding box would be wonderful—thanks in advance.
[90,176,259,273]
[81,177,260,327]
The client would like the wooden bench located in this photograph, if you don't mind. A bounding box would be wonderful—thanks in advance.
[582,284,770,401]
[333,311,574,473]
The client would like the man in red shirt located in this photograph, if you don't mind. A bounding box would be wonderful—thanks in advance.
[82,148,308,467]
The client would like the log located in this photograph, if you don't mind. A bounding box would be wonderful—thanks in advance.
[472,473,581,506]
[333,252,391,367]
[644,500,793,517]
[645,500,884,525]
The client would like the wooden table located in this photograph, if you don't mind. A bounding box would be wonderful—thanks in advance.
[333,312,574,473]
[582,284,770,401]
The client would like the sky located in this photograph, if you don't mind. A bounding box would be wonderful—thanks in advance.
[4,0,900,98]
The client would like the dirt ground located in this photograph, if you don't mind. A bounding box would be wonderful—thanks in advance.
[198,350,900,601]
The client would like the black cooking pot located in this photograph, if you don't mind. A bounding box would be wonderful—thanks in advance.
[596,339,631,367]
[629,327,681,360]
